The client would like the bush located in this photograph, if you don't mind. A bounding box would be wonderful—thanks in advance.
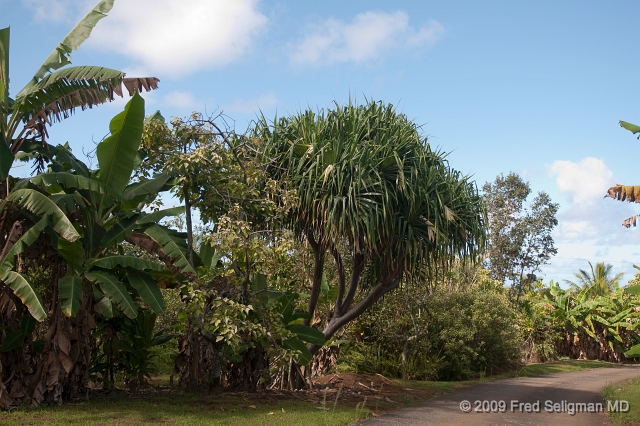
[338,270,522,380]
[426,286,521,379]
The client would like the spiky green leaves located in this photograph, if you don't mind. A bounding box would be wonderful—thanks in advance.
[259,100,485,279]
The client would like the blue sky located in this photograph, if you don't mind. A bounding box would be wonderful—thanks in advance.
[4,0,640,284]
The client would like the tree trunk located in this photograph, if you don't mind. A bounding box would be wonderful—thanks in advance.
[225,347,268,392]
[174,317,225,392]
[28,274,95,406]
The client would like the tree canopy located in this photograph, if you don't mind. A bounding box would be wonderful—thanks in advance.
[482,172,558,300]
[257,100,486,350]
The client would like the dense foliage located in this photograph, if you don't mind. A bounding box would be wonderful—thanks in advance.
[0,94,192,408]
[338,267,521,380]
[4,1,640,412]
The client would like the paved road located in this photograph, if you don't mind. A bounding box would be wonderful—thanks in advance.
[358,365,640,426]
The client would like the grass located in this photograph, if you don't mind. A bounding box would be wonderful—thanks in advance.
[0,393,366,426]
[504,359,612,378]
[396,359,613,390]
[0,360,615,425]
[605,376,640,426]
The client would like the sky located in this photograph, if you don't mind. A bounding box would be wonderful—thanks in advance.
[3,0,640,285]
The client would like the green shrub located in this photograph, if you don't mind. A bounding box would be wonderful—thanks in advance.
[338,271,522,380]
[426,286,521,379]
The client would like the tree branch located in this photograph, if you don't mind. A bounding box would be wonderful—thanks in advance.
[339,250,365,314]
[329,242,346,318]
[304,229,325,326]
[308,274,402,355]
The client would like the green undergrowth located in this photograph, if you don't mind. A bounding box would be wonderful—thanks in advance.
[605,376,640,426]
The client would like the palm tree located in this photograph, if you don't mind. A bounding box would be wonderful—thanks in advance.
[565,261,624,296]
[0,0,159,182]
[257,100,486,361]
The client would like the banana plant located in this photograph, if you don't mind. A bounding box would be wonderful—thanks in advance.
[92,309,178,388]
[0,0,159,181]
[0,93,194,322]
[604,120,640,226]
[542,281,640,359]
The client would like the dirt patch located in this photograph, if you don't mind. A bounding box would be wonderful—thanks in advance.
[219,372,439,412]
[314,373,402,390]
[84,373,440,415]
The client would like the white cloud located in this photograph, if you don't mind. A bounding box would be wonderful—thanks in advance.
[225,92,278,114]
[88,0,267,78]
[547,157,640,244]
[540,242,639,286]
[547,157,613,205]
[290,11,444,66]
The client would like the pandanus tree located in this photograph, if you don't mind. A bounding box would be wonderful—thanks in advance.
[256,101,486,364]
[0,94,194,408]
[0,0,159,183]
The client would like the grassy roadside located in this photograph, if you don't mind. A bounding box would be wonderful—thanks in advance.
[396,359,612,391]
[0,394,366,426]
[0,360,615,426]
[605,376,640,426]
